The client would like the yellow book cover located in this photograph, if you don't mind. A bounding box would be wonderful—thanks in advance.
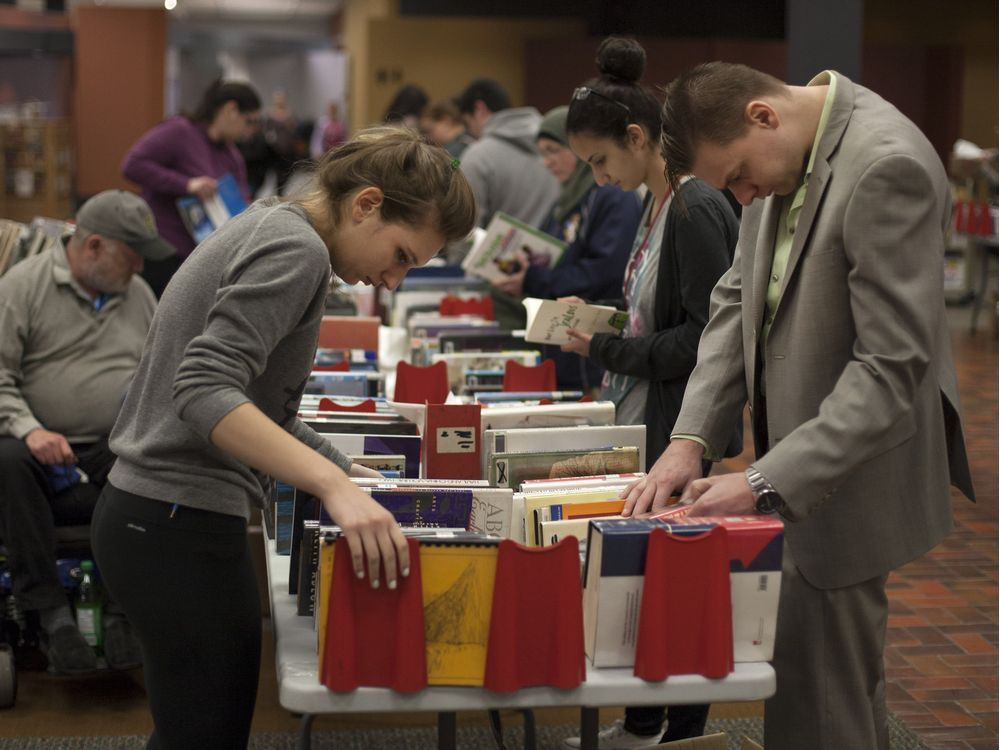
[315,533,336,668]
[522,487,626,546]
[420,542,499,686]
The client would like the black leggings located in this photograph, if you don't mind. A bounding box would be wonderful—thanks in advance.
[92,483,261,750]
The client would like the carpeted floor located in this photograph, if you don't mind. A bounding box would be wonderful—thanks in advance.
[0,713,930,749]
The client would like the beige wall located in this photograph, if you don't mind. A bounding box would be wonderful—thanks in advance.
[359,16,585,129]
[865,0,998,147]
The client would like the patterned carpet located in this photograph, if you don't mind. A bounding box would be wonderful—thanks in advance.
[0,713,930,749]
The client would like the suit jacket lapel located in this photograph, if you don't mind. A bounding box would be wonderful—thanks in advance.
[751,199,780,334]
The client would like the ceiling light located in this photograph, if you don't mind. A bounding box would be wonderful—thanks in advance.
[164,0,177,9]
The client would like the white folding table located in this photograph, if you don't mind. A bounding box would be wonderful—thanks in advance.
[264,537,775,749]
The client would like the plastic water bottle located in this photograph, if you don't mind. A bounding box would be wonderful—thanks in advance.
[75,560,103,656]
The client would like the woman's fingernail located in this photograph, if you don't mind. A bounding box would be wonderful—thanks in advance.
[371,578,380,589]
[388,579,397,590]
[402,567,410,577]
[356,570,365,579]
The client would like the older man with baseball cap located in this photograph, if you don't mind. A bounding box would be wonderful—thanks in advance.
[0,190,171,674]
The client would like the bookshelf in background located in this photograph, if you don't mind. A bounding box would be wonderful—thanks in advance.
[1,118,73,224]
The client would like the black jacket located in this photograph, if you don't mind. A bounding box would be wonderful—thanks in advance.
[588,179,743,469]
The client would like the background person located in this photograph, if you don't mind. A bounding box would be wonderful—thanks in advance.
[420,98,475,158]
[121,79,260,297]
[490,104,641,391]
[559,37,742,749]
[455,77,559,229]
[626,62,975,750]
[92,128,476,749]
[0,190,173,674]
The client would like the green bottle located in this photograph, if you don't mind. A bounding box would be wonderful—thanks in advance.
[75,560,103,656]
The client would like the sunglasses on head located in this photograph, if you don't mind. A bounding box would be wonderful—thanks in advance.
[572,86,631,118]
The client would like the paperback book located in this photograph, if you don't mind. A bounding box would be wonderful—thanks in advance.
[521,297,627,346]
[461,211,567,283]
[175,173,247,243]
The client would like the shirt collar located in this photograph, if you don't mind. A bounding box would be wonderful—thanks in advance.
[804,70,838,180]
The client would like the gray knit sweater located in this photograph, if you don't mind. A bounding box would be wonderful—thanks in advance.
[108,199,352,519]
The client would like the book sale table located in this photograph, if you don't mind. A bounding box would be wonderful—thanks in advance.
[264,537,776,750]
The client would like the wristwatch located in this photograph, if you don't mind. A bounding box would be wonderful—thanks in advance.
[745,467,786,516]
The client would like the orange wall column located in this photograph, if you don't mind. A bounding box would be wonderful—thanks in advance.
[72,6,166,197]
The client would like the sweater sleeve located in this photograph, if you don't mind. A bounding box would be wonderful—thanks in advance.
[589,185,737,382]
[523,187,641,300]
[289,417,353,472]
[0,292,41,439]
[121,119,194,197]
[171,226,331,439]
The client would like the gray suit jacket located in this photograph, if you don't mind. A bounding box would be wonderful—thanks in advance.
[673,72,975,590]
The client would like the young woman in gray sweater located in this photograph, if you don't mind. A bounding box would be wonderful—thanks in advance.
[92,127,476,749]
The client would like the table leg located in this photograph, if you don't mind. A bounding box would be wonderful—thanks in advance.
[438,710,457,750]
[580,706,599,750]
[296,713,315,750]
[521,708,537,750]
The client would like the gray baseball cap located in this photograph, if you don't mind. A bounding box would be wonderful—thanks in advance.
[75,190,176,261]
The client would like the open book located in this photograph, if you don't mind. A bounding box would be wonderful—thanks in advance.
[522,297,627,345]
[176,173,248,243]
[461,212,566,283]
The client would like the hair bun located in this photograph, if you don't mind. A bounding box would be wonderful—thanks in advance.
[595,37,646,85]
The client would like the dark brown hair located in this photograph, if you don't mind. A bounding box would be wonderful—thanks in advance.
[660,62,786,195]
[565,37,662,147]
[305,126,477,243]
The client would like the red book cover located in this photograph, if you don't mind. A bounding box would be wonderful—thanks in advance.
[424,403,482,480]
[634,526,733,680]
[320,537,427,693]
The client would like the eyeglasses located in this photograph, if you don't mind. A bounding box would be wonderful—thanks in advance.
[572,86,631,119]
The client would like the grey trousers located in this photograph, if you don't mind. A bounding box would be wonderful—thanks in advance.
[764,540,890,750]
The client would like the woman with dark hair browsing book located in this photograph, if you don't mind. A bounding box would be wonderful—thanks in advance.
[489,104,641,393]
[93,127,477,750]
[121,79,261,297]
[558,37,743,749]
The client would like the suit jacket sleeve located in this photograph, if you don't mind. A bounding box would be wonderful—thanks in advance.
[755,154,945,517]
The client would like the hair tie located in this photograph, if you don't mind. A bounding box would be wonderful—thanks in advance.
[450,158,461,171]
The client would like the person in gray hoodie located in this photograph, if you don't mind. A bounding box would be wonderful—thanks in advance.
[456,78,560,229]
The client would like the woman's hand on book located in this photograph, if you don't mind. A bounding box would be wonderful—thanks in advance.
[561,328,592,357]
[321,486,410,590]
[186,175,218,199]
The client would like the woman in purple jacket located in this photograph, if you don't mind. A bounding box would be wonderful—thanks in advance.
[122,80,261,297]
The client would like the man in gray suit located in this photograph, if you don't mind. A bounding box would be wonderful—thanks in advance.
[623,63,975,750]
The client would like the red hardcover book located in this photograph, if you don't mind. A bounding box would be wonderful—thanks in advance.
[634,526,733,680]
[320,537,427,693]
[423,403,482,480]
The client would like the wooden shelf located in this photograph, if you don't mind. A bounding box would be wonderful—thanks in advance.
[0,118,73,223]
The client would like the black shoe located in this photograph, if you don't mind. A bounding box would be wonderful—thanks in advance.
[103,617,142,670]
[41,625,98,675]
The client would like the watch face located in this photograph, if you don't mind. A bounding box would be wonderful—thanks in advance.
[755,490,781,514]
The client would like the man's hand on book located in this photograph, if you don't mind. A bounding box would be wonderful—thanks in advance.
[561,328,592,357]
[186,176,218,199]
[683,472,755,517]
[24,427,76,466]
[621,439,704,516]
